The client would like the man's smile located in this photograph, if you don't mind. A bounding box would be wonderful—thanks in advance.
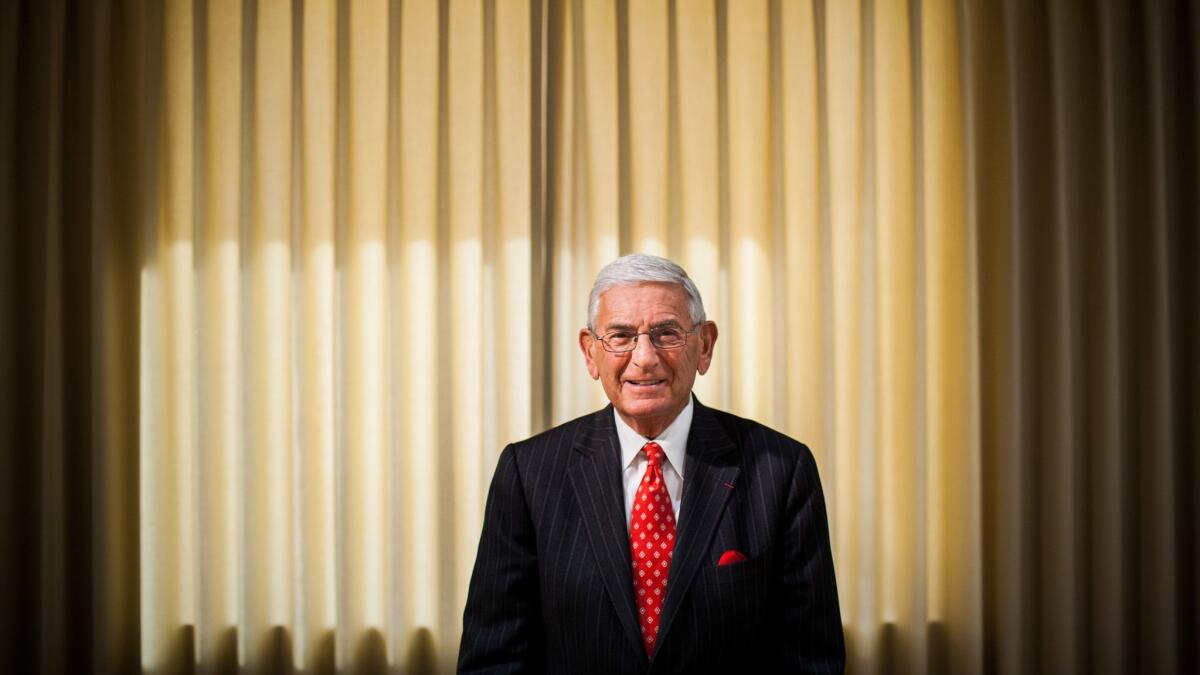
[625,378,667,388]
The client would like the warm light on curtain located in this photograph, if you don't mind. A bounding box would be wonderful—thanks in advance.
[1,0,1196,674]
[139,0,537,670]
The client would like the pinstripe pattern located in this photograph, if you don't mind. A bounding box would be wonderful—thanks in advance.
[459,399,845,674]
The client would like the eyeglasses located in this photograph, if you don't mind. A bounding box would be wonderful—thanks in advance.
[591,325,699,353]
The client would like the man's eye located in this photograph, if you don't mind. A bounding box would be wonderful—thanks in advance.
[607,332,636,342]
[656,329,684,340]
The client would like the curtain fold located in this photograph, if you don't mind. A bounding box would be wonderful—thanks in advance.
[0,0,1195,674]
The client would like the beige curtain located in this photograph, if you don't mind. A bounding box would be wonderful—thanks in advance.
[0,0,1195,674]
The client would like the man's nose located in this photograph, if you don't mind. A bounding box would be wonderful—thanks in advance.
[630,333,661,367]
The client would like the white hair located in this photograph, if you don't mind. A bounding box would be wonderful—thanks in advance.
[587,254,707,332]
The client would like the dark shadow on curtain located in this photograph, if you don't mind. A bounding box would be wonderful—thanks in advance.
[155,625,196,675]
[1,1,142,674]
[975,0,1198,672]
[306,629,337,675]
[211,625,239,675]
[403,626,439,674]
[925,621,949,675]
[351,628,387,675]
[255,626,295,675]
[151,626,340,675]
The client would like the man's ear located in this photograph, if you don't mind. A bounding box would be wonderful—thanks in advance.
[695,321,718,375]
[579,329,601,380]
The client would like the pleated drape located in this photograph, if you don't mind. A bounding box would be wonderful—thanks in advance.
[0,1,1195,674]
[134,0,539,670]
[972,1,1199,673]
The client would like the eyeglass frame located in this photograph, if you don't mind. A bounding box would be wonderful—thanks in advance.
[589,324,702,353]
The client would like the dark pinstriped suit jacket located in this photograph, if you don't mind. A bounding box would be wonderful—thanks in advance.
[459,398,844,674]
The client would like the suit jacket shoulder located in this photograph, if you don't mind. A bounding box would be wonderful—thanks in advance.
[498,408,614,514]
[505,408,600,466]
[700,404,817,465]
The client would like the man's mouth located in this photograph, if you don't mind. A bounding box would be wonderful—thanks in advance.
[625,379,666,388]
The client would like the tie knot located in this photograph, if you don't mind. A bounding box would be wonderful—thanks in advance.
[643,442,664,467]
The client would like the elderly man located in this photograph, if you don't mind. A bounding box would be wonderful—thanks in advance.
[459,254,844,674]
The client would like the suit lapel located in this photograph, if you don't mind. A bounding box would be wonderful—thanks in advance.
[655,399,740,657]
[567,406,645,658]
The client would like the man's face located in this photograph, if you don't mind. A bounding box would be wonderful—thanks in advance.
[579,282,718,438]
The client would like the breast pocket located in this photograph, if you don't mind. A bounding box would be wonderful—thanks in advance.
[701,550,772,586]
[691,551,775,656]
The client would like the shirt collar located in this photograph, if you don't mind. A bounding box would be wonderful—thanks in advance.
[614,395,693,476]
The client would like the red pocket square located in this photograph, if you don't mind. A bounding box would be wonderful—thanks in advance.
[717,550,748,566]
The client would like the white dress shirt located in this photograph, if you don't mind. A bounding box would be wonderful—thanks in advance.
[615,396,693,530]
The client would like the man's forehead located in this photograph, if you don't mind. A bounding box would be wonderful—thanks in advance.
[597,282,689,322]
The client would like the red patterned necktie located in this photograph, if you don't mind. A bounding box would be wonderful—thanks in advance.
[630,441,676,657]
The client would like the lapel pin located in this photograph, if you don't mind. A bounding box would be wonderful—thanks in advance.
[722,481,735,490]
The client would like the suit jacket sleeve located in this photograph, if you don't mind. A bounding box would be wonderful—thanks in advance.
[782,447,845,673]
[459,444,543,674]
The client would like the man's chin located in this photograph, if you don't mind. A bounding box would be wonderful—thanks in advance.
[617,399,677,422]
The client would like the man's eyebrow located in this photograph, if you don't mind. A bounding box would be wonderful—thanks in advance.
[601,319,684,332]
